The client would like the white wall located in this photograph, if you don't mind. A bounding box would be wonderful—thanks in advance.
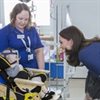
[51,0,100,39]
[4,0,21,25]
[0,0,4,26]
[3,0,50,26]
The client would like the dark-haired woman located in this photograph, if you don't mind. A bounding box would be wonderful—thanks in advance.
[59,26,100,100]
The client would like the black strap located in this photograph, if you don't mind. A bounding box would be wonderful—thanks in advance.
[0,55,13,99]
[0,97,4,100]
[0,55,11,70]
[6,86,10,100]
[0,70,12,100]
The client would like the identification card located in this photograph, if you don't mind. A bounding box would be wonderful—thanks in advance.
[28,54,33,60]
[17,35,25,39]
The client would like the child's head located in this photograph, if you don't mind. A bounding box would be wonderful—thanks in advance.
[0,49,21,77]
[1,49,19,65]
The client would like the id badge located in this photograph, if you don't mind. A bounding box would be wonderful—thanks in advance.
[17,35,25,39]
[28,54,33,60]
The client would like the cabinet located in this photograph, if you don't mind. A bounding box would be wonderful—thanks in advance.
[45,62,64,78]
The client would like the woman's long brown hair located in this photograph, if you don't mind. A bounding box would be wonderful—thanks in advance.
[59,26,100,67]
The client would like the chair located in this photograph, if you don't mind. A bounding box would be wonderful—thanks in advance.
[0,51,49,100]
[0,49,61,100]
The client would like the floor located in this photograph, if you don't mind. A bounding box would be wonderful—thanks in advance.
[67,78,86,100]
[49,78,86,100]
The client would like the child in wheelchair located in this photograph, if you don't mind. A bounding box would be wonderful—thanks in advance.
[0,49,61,100]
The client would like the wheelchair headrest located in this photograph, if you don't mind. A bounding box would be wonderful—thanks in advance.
[1,49,18,58]
[0,55,11,70]
[0,49,19,70]
[1,49,19,64]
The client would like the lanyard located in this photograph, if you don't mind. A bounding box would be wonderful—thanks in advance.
[21,36,31,53]
[19,35,34,60]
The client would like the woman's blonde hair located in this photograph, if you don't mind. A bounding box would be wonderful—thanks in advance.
[10,3,32,27]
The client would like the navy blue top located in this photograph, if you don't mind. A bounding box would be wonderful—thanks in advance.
[79,42,100,77]
[0,24,44,83]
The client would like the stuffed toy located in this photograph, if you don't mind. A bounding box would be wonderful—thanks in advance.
[31,74,61,100]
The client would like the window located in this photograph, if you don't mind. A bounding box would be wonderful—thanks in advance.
[4,0,50,26]
[29,0,50,26]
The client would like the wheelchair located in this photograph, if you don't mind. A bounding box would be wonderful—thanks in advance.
[0,49,62,100]
[0,49,49,100]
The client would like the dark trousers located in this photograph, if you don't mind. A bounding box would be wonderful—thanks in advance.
[85,71,100,99]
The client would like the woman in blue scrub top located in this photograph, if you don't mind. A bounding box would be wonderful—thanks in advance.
[59,26,100,100]
[0,3,44,83]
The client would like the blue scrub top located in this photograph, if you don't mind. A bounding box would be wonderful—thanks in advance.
[79,42,100,77]
[0,24,44,83]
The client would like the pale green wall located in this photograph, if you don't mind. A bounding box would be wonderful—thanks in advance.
[0,0,4,26]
